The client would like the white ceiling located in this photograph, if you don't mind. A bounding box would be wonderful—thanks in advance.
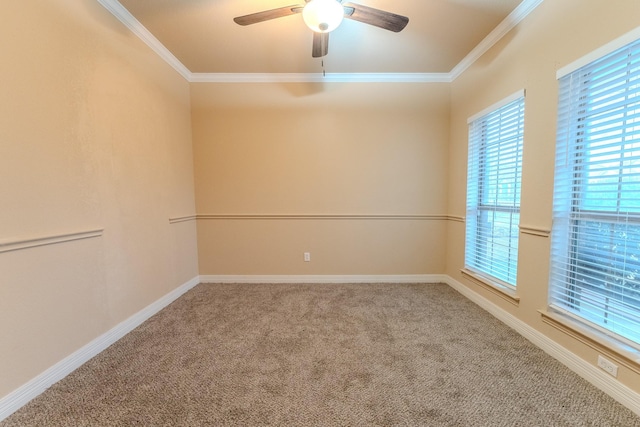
[100,0,541,80]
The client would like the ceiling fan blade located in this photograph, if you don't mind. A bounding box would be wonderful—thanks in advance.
[342,3,409,32]
[312,32,329,58]
[233,5,304,26]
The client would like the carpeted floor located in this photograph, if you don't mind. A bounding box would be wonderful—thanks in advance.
[2,283,639,426]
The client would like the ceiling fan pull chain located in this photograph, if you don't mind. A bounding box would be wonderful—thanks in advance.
[234,3,409,63]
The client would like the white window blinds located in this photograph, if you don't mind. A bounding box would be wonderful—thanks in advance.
[466,92,525,287]
[549,37,640,348]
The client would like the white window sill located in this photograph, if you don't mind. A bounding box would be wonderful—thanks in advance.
[460,268,520,306]
[539,309,640,376]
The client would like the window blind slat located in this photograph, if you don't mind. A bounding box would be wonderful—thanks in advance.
[466,95,525,287]
[550,36,640,350]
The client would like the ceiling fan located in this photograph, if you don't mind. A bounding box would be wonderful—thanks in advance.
[233,0,409,58]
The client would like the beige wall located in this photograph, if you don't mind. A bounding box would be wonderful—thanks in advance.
[4,0,640,412]
[191,82,450,275]
[447,0,640,393]
[0,1,198,398]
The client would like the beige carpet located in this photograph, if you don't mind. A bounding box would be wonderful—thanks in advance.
[2,283,639,426]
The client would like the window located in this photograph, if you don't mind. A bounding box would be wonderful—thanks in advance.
[465,91,525,288]
[549,36,640,349]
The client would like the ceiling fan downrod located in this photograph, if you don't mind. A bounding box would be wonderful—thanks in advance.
[233,1,409,59]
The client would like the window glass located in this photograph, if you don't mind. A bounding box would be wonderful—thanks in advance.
[549,37,640,348]
[466,93,525,287]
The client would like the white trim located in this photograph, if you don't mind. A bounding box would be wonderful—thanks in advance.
[190,73,451,83]
[444,275,640,417]
[467,89,525,124]
[540,309,640,370]
[3,274,638,419]
[199,274,446,284]
[557,25,640,79]
[460,268,520,306]
[0,275,200,422]
[450,0,544,80]
[96,0,191,81]
[0,229,103,254]
[97,0,542,83]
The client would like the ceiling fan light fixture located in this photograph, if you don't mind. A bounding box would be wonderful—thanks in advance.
[302,0,344,33]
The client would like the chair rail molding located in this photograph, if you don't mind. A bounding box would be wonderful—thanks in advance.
[519,224,551,237]
[195,214,455,221]
[169,215,197,224]
[0,229,104,254]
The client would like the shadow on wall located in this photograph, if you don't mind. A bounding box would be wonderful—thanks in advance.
[280,81,329,98]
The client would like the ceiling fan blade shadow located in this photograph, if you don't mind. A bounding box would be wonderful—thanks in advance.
[312,32,329,58]
[234,5,304,26]
[342,2,409,32]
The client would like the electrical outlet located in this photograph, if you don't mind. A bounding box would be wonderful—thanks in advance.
[304,252,311,262]
[597,355,618,377]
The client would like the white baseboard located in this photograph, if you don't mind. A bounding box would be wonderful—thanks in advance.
[4,274,637,420]
[0,275,200,422]
[199,274,448,284]
[443,275,640,417]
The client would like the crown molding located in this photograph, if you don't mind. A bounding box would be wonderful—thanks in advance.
[449,0,544,80]
[96,0,191,80]
[97,0,544,84]
[190,73,451,83]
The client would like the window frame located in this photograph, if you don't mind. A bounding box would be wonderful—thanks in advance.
[549,32,640,351]
[465,90,526,290]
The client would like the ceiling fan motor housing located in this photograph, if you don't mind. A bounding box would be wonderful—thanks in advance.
[302,0,344,33]
[233,1,409,58]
